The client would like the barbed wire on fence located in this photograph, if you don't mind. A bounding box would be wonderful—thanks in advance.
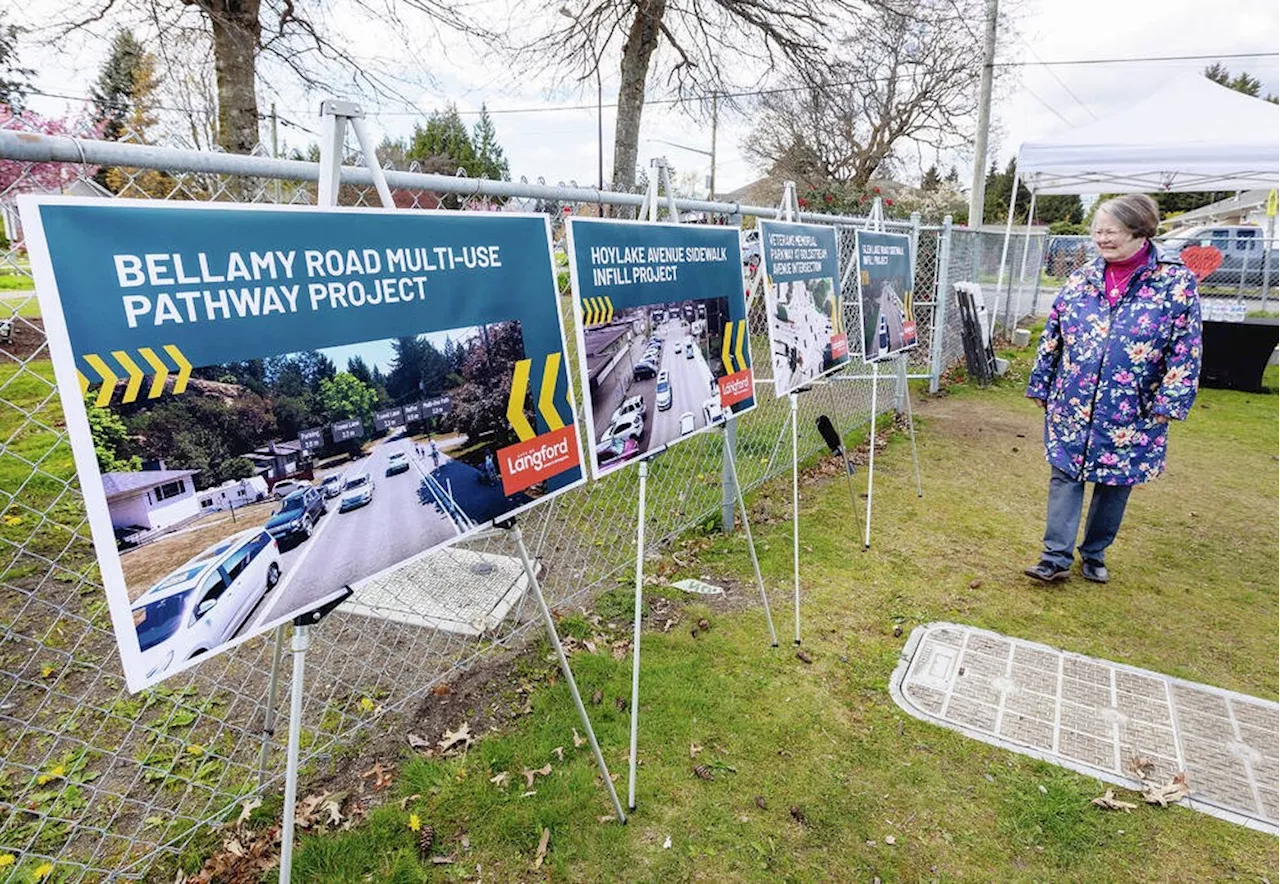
[0,114,966,881]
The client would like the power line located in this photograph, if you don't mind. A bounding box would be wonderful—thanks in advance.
[993,50,1276,67]
[1019,41,1098,121]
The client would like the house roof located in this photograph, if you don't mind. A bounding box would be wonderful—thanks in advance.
[1163,189,1272,231]
[102,469,198,499]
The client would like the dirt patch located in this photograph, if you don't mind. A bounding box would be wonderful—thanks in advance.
[0,316,48,363]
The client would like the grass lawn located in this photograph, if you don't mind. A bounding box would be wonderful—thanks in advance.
[248,347,1278,882]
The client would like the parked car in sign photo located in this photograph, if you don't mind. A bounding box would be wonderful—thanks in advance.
[633,361,658,380]
[265,487,327,542]
[656,370,673,410]
[602,411,645,443]
[679,411,696,436]
[611,395,646,425]
[386,451,411,476]
[321,475,343,499]
[702,397,725,426]
[271,478,312,499]
[131,528,281,679]
[339,472,375,511]
[596,435,640,468]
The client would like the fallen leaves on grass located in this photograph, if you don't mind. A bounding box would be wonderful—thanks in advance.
[296,791,348,829]
[1126,756,1156,780]
[533,828,551,869]
[237,798,261,825]
[796,649,813,664]
[789,805,807,825]
[523,763,553,788]
[552,746,565,761]
[690,742,703,759]
[438,722,473,755]
[1092,790,1138,812]
[591,690,603,705]
[489,771,509,788]
[360,762,395,791]
[406,733,431,751]
[1143,773,1190,807]
[573,728,586,748]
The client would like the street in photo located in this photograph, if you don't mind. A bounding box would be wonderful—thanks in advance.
[566,218,756,478]
[20,197,583,691]
[758,220,850,395]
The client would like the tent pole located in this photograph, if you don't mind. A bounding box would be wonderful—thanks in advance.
[1009,188,1038,330]
[993,169,1021,341]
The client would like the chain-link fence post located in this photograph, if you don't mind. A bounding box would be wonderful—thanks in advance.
[929,215,954,393]
[721,418,738,532]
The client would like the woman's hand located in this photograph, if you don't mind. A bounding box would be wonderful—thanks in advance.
[1033,398,1047,411]
[1154,414,1169,424]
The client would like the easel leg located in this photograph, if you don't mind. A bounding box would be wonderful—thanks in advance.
[790,393,801,645]
[509,524,627,823]
[258,624,287,787]
[278,624,310,883]
[864,364,878,550]
[627,461,648,812]
[722,422,779,647]
[900,358,923,498]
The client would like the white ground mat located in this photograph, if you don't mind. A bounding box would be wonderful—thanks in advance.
[890,623,1279,834]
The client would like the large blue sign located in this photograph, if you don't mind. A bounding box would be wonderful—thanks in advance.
[21,197,584,691]
[565,218,754,478]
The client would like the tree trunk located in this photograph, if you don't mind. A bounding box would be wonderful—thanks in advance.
[612,0,666,190]
[205,0,262,155]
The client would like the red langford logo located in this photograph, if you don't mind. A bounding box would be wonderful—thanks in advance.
[829,333,849,361]
[718,369,754,408]
[497,425,579,496]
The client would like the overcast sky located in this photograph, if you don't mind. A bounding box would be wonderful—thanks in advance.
[14,0,1280,197]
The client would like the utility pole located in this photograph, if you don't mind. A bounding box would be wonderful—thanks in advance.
[709,92,718,200]
[968,0,998,228]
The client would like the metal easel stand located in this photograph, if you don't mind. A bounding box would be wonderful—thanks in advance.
[625,157,680,813]
[627,460,649,812]
[279,589,353,883]
[789,392,802,644]
[257,625,287,786]
[896,355,924,499]
[505,520,627,823]
[864,363,878,550]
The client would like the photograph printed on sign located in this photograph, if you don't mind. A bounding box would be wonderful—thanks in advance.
[756,220,849,396]
[854,229,918,363]
[19,196,583,691]
[565,218,755,478]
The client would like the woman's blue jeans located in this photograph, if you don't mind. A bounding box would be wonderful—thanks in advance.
[1041,466,1133,570]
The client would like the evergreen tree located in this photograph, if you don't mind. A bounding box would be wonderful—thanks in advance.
[92,30,148,142]
[409,105,479,175]
[1204,62,1277,102]
[472,105,510,180]
[920,164,941,192]
[347,354,375,388]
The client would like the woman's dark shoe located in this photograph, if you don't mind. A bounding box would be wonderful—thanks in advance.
[1024,561,1070,583]
[1081,561,1109,583]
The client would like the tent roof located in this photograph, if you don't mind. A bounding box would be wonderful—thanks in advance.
[1016,74,1279,194]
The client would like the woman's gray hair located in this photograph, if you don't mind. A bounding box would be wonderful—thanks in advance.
[1093,194,1160,239]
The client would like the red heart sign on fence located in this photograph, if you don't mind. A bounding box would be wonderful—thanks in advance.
[1181,245,1223,281]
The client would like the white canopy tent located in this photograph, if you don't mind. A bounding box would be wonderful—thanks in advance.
[994,74,1280,330]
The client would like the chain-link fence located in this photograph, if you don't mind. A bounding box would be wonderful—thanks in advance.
[0,111,966,881]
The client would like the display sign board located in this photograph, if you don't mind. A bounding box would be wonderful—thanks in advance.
[565,218,755,478]
[854,229,918,363]
[756,221,849,396]
[373,407,404,432]
[20,197,584,691]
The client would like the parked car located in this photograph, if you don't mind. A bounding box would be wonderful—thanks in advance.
[320,475,343,499]
[386,451,411,476]
[1158,225,1279,286]
[131,528,281,679]
[702,396,725,426]
[679,411,696,436]
[595,435,640,468]
[610,395,646,425]
[265,487,327,542]
[339,472,375,511]
[602,411,644,443]
[686,339,696,359]
[656,370,672,410]
[270,478,312,500]
[633,361,658,380]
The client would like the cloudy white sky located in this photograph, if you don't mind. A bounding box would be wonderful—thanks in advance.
[14,0,1280,197]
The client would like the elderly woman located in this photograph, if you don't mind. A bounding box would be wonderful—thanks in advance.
[1024,194,1202,584]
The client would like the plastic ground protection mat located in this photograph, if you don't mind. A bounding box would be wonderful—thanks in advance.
[889,623,1279,834]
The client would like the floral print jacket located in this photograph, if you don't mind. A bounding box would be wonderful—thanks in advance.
[1026,248,1202,485]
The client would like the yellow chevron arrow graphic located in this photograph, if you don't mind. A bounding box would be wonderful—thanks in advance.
[604,296,614,322]
[163,345,191,394]
[735,319,747,373]
[507,358,535,441]
[138,347,169,399]
[77,371,90,397]
[537,353,565,431]
[590,298,600,324]
[83,354,117,408]
[113,350,144,404]
[721,322,734,375]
